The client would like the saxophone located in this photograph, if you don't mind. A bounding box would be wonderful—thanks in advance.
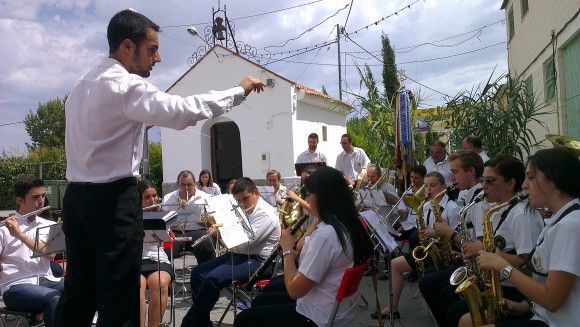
[455,194,528,326]
[450,193,486,287]
[403,185,439,275]
[278,186,305,238]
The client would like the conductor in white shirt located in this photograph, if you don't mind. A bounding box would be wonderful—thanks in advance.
[58,9,264,327]
[296,133,327,164]
[335,133,371,186]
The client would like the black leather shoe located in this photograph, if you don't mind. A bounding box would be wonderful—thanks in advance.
[370,311,400,320]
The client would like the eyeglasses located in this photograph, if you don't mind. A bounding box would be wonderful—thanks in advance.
[481,177,508,185]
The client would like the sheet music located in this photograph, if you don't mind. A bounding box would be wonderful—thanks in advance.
[33,223,65,258]
[205,194,249,249]
[256,185,276,206]
[360,210,398,252]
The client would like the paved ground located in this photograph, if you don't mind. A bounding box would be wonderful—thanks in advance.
[0,255,437,327]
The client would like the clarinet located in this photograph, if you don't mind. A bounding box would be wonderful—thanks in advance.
[242,213,310,291]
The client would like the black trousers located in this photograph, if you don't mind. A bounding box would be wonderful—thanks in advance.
[234,292,317,327]
[169,229,216,264]
[418,265,461,327]
[56,177,143,327]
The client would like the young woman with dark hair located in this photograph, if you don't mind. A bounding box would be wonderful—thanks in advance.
[459,148,580,327]
[197,169,221,196]
[234,167,373,327]
[137,179,173,327]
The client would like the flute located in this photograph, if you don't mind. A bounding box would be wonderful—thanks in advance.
[0,206,51,227]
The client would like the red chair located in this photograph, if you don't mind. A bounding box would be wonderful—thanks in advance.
[327,260,370,326]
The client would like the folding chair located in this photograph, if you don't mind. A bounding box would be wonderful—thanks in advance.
[327,261,370,327]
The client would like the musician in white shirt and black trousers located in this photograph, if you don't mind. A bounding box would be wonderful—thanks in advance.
[58,9,264,327]
[181,178,280,327]
[296,133,327,164]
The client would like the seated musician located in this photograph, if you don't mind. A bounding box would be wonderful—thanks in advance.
[460,149,580,327]
[335,133,370,187]
[372,171,458,320]
[234,166,373,327]
[197,169,221,196]
[396,165,427,250]
[418,150,485,325]
[359,164,398,220]
[138,179,173,327]
[441,155,543,326]
[162,170,215,264]
[0,176,63,327]
[181,177,281,327]
[266,169,287,207]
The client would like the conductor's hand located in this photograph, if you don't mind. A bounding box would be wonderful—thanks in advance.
[239,76,265,96]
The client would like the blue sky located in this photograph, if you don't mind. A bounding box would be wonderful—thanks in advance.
[0,0,508,154]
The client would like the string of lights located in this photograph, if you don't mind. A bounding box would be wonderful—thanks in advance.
[344,0,421,36]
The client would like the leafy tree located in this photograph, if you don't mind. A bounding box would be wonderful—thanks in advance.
[148,142,163,191]
[24,97,66,149]
[0,155,29,209]
[26,146,66,180]
[382,34,399,107]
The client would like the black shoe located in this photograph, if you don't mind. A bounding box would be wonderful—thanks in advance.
[377,270,389,280]
[404,271,418,282]
[370,311,400,320]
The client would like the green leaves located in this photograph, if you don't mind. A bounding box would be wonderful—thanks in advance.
[446,74,551,160]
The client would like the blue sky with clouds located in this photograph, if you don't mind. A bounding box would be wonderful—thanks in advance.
[0,0,508,154]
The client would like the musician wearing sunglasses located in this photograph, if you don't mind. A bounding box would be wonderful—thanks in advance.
[137,179,173,327]
[459,149,580,327]
[181,178,280,327]
[0,176,63,327]
[443,156,543,326]
[234,167,373,327]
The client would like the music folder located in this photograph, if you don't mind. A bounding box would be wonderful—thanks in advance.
[143,210,181,231]
[360,210,398,252]
[32,222,65,258]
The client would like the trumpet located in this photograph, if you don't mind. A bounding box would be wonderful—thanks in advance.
[0,206,51,226]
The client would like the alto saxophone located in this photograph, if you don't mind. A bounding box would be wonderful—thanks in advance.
[450,193,486,287]
[455,194,528,326]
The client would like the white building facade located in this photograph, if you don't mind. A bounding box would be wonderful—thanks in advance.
[501,0,580,140]
[161,46,351,189]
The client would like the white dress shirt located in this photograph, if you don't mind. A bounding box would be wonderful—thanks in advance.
[423,156,452,185]
[335,147,371,181]
[0,215,61,295]
[233,197,281,259]
[65,57,245,183]
[296,149,327,164]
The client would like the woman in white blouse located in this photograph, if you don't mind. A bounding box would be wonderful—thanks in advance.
[461,148,580,327]
[137,180,173,327]
[234,166,374,327]
[196,170,221,196]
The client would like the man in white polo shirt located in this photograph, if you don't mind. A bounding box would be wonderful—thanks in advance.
[423,140,452,185]
[335,133,371,186]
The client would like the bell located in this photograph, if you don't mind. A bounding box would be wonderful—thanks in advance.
[213,17,226,41]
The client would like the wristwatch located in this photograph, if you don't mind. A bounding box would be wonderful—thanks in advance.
[499,265,513,281]
[282,250,296,258]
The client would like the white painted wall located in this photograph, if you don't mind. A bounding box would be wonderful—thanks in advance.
[161,46,350,185]
[503,0,580,145]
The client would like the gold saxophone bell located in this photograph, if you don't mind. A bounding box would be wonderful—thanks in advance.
[455,276,485,326]
[412,238,436,261]
[450,266,469,286]
[402,184,426,209]
[546,134,580,156]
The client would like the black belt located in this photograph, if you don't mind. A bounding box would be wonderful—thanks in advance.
[69,176,137,187]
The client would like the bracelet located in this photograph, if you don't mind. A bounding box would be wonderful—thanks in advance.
[282,250,295,258]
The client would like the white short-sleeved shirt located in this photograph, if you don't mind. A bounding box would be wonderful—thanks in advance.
[466,200,493,238]
[296,149,327,164]
[492,201,543,255]
[0,215,61,295]
[423,156,452,185]
[197,183,222,196]
[296,222,357,327]
[397,188,419,231]
[162,189,211,230]
[422,194,459,229]
[335,147,371,181]
[142,229,171,264]
[456,184,483,208]
[530,199,580,327]
[359,183,398,221]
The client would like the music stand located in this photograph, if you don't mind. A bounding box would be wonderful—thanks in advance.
[32,222,65,259]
